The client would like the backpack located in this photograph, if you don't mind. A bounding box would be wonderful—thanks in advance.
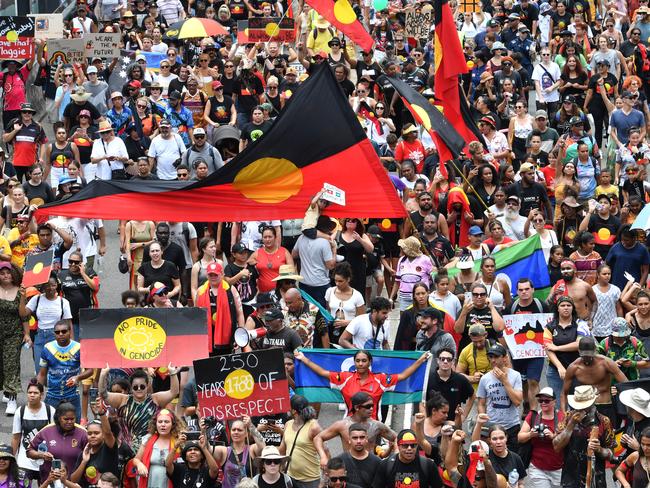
[602,336,639,355]
[18,404,52,427]
[510,297,544,313]
[252,474,293,488]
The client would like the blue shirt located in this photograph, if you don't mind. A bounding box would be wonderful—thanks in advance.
[606,242,650,289]
[40,340,81,400]
[575,157,599,199]
[610,108,645,145]
[164,106,194,146]
[106,106,133,136]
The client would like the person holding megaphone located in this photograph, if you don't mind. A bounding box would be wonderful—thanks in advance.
[235,307,302,353]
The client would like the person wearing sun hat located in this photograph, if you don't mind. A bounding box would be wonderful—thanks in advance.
[390,236,434,311]
[89,119,129,181]
[195,261,245,355]
[0,443,22,486]
[371,429,442,487]
[554,384,616,488]
[252,446,292,487]
[597,317,648,381]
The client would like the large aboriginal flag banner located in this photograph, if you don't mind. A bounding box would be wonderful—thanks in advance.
[294,349,430,404]
[194,349,290,420]
[304,0,373,51]
[38,65,404,222]
[79,308,208,368]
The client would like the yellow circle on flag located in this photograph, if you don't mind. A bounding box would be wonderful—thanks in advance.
[467,60,475,69]
[114,316,167,362]
[333,0,357,24]
[6,31,17,42]
[381,218,392,229]
[412,105,432,131]
[605,83,611,91]
[526,330,536,340]
[33,263,43,274]
[233,157,303,203]
[224,369,255,399]
[265,22,280,37]
[598,228,611,240]
[404,477,412,485]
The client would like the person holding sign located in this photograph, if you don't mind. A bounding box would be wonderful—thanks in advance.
[294,349,431,419]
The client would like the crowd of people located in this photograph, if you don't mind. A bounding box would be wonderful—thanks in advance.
[0,0,649,486]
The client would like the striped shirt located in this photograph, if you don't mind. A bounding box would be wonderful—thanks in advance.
[157,0,184,25]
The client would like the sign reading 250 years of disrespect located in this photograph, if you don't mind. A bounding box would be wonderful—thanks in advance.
[194,349,291,420]
[80,308,208,368]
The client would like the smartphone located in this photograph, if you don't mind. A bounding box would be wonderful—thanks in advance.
[52,459,61,470]
[89,387,98,403]
[185,431,201,441]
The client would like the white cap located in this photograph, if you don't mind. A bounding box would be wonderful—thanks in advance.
[86,66,98,74]
[193,127,206,136]
[536,387,555,399]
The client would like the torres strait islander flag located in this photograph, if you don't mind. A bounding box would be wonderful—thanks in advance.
[37,65,404,222]
[79,308,209,368]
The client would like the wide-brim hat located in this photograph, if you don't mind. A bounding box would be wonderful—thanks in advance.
[620,388,650,417]
[456,254,475,270]
[568,385,598,410]
[562,196,581,208]
[259,445,289,460]
[315,16,330,28]
[71,88,91,102]
[1,60,20,69]
[97,120,113,133]
[251,292,275,307]
[20,102,35,112]
[272,264,303,282]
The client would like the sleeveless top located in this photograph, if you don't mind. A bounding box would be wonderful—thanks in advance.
[117,396,158,452]
[479,277,504,311]
[632,456,650,488]
[50,142,74,169]
[256,247,287,293]
[513,117,533,139]
[284,419,320,481]
[222,445,251,488]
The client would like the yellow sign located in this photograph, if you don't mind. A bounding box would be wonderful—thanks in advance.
[114,316,167,361]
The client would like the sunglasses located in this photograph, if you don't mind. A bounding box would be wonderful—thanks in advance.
[358,403,374,409]
[195,134,205,139]
[160,65,170,68]
[155,291,168,296]
[199,59,209,62]
[438,357,454,362]
[137,104,147,109]
[177,172,189,177]
[132,384,147,391]
[225,64,234,68]
[400,443,417,449]
[538,398,553,404]
[533,219,544,224]
[330,477,347,482]
[68,260,82,265]
[473,292,487,297]
[54,330,69,335]
[264,459,281,465]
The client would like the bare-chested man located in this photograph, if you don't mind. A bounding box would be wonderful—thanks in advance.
[547,259,597,321]
[314,391,396,468]
[561,336,627,420]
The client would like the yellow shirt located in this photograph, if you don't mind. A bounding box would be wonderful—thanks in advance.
[8,228,38,268]
[284,419,320,481]
[0,235,11,260]
[306,28,334,54]
[595,184,619,198]
[458,343,492,390]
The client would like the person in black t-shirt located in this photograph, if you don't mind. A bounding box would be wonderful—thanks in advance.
[136,242,181,299]
[240,106,273,151]
[427,348,475,421]
[166,437,219,488]
[142,223,186,283]
[339,424,381,488]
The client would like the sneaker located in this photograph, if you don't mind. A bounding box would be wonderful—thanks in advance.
[6,398,16,416]
[1,394,8,404]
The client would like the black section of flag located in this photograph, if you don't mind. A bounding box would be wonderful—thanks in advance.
[22,249,54,287]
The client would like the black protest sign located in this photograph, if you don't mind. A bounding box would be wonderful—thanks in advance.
[194,348,290,420]
[0,17,34,59]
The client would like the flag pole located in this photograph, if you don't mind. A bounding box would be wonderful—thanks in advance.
[442,157,491,212]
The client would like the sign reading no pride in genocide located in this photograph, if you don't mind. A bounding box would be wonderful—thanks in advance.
[194,349,290,420]
[80,308,208,368]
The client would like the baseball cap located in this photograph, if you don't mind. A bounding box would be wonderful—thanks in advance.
[469,324,487,336]
[469,225,483,236]
[487,344,508,357]
[193,127,206,136]
[397,429,418,445]
[231,242,248,254]
[569,115,584,125]
[520,162,535,173]
[129,80,142,88]
[168,90,182,100]
[206,262,223,275]
[621,90,634,99]
[596,59,611,66]
[212,80,223,90]
[286,66,298,75]
[159,118,171,127]
[135,53,146,62]
[263,308,284,321]
[535,110,548,119]
[367,225,382,238]
[86,66,98,74]
[506,194,521,203]
[536,387,555,399]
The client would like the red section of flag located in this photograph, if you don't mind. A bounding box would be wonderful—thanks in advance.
[304,0,374,51]
[514,331,544,345]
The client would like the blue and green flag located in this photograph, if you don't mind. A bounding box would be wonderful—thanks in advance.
[294,349,431,405]
[448,234,551,299]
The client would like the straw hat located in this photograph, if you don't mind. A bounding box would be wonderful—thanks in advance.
[97,120,114,133]
[397,236,423,257]
[315,16,330,28]
[70,86,91,102]
[567,385,598,410]
[272,264,303,282]
[259,446,288,460]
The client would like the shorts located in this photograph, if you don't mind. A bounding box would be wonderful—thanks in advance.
[513,357,545,382]
[383,233,400,258]
[81,369,98,386]
[365,268,383,287]
[528,464,562,488]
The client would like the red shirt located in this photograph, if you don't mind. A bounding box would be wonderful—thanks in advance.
[539,165,556,198]
[526,410,565,471]
[329,370,398,419]
[13,122,47,167]
[395,139,426,173]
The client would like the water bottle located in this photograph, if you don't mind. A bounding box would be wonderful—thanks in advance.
[508,469,519,488]
[95,255,104,276]
[36,441,47,467]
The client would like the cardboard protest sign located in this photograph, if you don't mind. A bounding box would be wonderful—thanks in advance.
[404,6,433,39]
[194,349,290,420]
[248,17,295,42]
[458,0,481,13]
[503,313,553,360]
[83,33,120,59]
[22,249,54,287]
[47,38,86,64]
[29,14,63,40]
[323,183,346,206]
[80,308,209,368]
[0,17,34,60]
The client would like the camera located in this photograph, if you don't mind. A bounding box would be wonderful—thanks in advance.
[185,431,201,441]
[532,424,546,438]
[203,416,218,428]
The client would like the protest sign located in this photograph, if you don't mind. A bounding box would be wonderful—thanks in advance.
[503,313,553,360]
[23,249,54,287]
[295,348,430,404]
[194,349,290,420]
[47,38,86,64]
[83,33,120,59]
[248,17,295,42]
[323,183,346,206]
[29,14,63,40]
[458,0,481,13]
[80,307,208,368]
[0,17,34,60]
[404,6,433,39]
[237,20,249,44]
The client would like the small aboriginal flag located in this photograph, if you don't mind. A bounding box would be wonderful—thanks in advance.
[513,320,545,345]
[80,308,209,368]
[22,250,54,288]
